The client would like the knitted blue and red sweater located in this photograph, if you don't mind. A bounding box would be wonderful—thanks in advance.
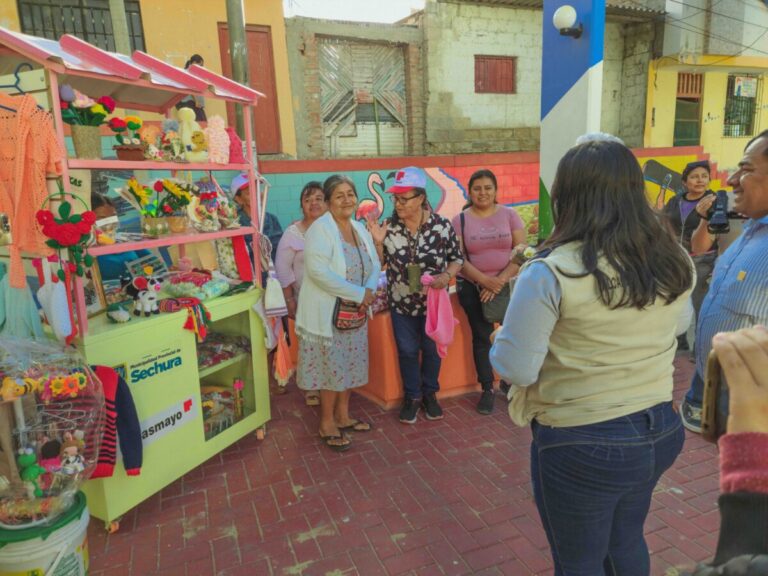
[91,365,142,478]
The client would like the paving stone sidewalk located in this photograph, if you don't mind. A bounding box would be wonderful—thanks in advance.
[87,355,719,576]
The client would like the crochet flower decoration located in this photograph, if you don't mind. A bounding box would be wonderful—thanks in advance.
[59,85,113,127]
[110,115,144,145]
[48,373,86,399]
[36,191,96,279]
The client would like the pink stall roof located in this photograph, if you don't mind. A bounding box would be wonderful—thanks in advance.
[0,27,264,112]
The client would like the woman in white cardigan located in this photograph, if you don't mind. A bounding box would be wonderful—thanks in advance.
[296,175,381,452]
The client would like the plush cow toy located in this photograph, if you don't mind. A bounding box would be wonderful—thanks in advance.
[122,266,163,317]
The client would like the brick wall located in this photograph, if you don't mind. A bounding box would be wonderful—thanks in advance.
[284,17,425,160]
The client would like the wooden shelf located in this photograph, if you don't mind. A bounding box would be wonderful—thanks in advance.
[68,159,251,171]
[198,353,249,379]
[89,226,256,256]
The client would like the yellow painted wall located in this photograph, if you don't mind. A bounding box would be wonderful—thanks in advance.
[0,1,296,157]
[0,3,19,30]
[644,64,677,148]
[139,0,296,157]
[646,56,768,171]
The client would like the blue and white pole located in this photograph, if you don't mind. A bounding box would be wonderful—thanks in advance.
[539,0,606,239]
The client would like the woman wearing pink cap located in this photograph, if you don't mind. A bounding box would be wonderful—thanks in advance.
[367,167,463,424]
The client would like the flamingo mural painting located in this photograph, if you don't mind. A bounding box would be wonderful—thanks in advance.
[356,172,386,220]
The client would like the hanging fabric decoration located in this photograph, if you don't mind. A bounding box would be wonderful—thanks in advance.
[35,181,96,281]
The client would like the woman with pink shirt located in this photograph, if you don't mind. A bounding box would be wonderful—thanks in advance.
[275,181,326,405]
[452,169,527,415]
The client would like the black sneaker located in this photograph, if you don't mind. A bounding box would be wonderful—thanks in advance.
[399,398,419,424]
[477,389,495,415]
[422,393,444,421]
[499,380,511,396]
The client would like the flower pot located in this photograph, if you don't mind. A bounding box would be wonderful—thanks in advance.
[70,125,102,159]
[114,144,145,162]
[142,217,169,237]
[167,215,188,233]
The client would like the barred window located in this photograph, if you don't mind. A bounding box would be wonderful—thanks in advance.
[723,75,760,138]
[17,0,145,52]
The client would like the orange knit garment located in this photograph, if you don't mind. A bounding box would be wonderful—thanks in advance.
[0,93,63,288]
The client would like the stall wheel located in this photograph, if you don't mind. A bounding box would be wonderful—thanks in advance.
[256,425,266,440]
[106,519,121,533]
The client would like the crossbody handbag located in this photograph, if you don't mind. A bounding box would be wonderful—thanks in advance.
[332,229,368,331]
[459,211,511,324]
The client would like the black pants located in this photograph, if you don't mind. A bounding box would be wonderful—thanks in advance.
[456,280,494,389]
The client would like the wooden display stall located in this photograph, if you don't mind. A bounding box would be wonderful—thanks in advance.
[0,28,271,528]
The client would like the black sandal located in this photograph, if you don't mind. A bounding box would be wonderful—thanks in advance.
[319,433,351,452]
[338,419,373,432]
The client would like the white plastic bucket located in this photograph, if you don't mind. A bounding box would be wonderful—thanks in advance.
[0,493,89,576]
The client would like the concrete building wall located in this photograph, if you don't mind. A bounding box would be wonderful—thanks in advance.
[423,1,653,154]
[284,17,424,160]
[619,22,657,148]
[424,1,542,154]
[602,22,625,138]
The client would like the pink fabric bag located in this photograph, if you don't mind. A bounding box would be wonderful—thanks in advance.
[422,274,458,358]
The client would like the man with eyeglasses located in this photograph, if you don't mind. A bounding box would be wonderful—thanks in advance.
[680,131,768,433]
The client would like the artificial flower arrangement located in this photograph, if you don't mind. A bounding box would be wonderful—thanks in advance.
[118,177,198,235]
[109,115,145,161]
[59,85,115,159]
[59,85,115,126]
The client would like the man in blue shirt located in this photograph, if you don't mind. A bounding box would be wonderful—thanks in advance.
[681,130,768,432]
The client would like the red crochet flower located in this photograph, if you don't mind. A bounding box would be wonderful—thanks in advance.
[97,96,116,113]
[36,210,55,226]
[49,222,84,246]
[75,211,97,234]
[154,180,164,192]
[108,117,127,131]
[162,204,173,214]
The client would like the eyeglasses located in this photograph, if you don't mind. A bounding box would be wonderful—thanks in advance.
[393,194,420,205]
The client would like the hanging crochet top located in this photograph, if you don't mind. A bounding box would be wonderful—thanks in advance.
[0,93,63,288]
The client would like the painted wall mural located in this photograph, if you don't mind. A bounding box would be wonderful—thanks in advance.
[260,147,723,245]
[262,162,542,243]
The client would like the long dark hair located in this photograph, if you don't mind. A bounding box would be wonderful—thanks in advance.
[465,169,498,208]
[545,140,692,309]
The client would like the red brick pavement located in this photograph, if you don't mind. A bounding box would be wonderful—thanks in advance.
[87,355,719,575]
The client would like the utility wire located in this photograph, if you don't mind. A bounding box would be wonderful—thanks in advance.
[665,0,768,28]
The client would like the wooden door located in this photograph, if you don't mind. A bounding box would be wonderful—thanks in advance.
[218,24,282,154]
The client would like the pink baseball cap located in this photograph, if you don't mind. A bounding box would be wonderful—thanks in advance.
[387,166,427,194]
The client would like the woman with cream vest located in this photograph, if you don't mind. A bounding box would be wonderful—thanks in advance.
[296,175,380,452]
[490,138,694,575]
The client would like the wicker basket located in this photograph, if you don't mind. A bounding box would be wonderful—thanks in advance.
[167,215,188,233]
[114,145,145,161]
[70,125,102,159]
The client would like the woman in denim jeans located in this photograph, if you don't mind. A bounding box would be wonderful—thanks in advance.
[490,138,695,576]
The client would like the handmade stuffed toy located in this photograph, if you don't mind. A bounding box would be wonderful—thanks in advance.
[177,107,208,163]
[205,115,230,164]
[121,266,163,317]
[226,127,246,163]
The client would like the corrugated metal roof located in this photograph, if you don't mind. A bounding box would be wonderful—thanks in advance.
[0,27,263,111]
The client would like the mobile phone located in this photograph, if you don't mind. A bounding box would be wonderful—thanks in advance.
[702,350,728,443]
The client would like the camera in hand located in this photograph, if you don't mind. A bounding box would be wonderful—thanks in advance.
[707,190,730,234]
